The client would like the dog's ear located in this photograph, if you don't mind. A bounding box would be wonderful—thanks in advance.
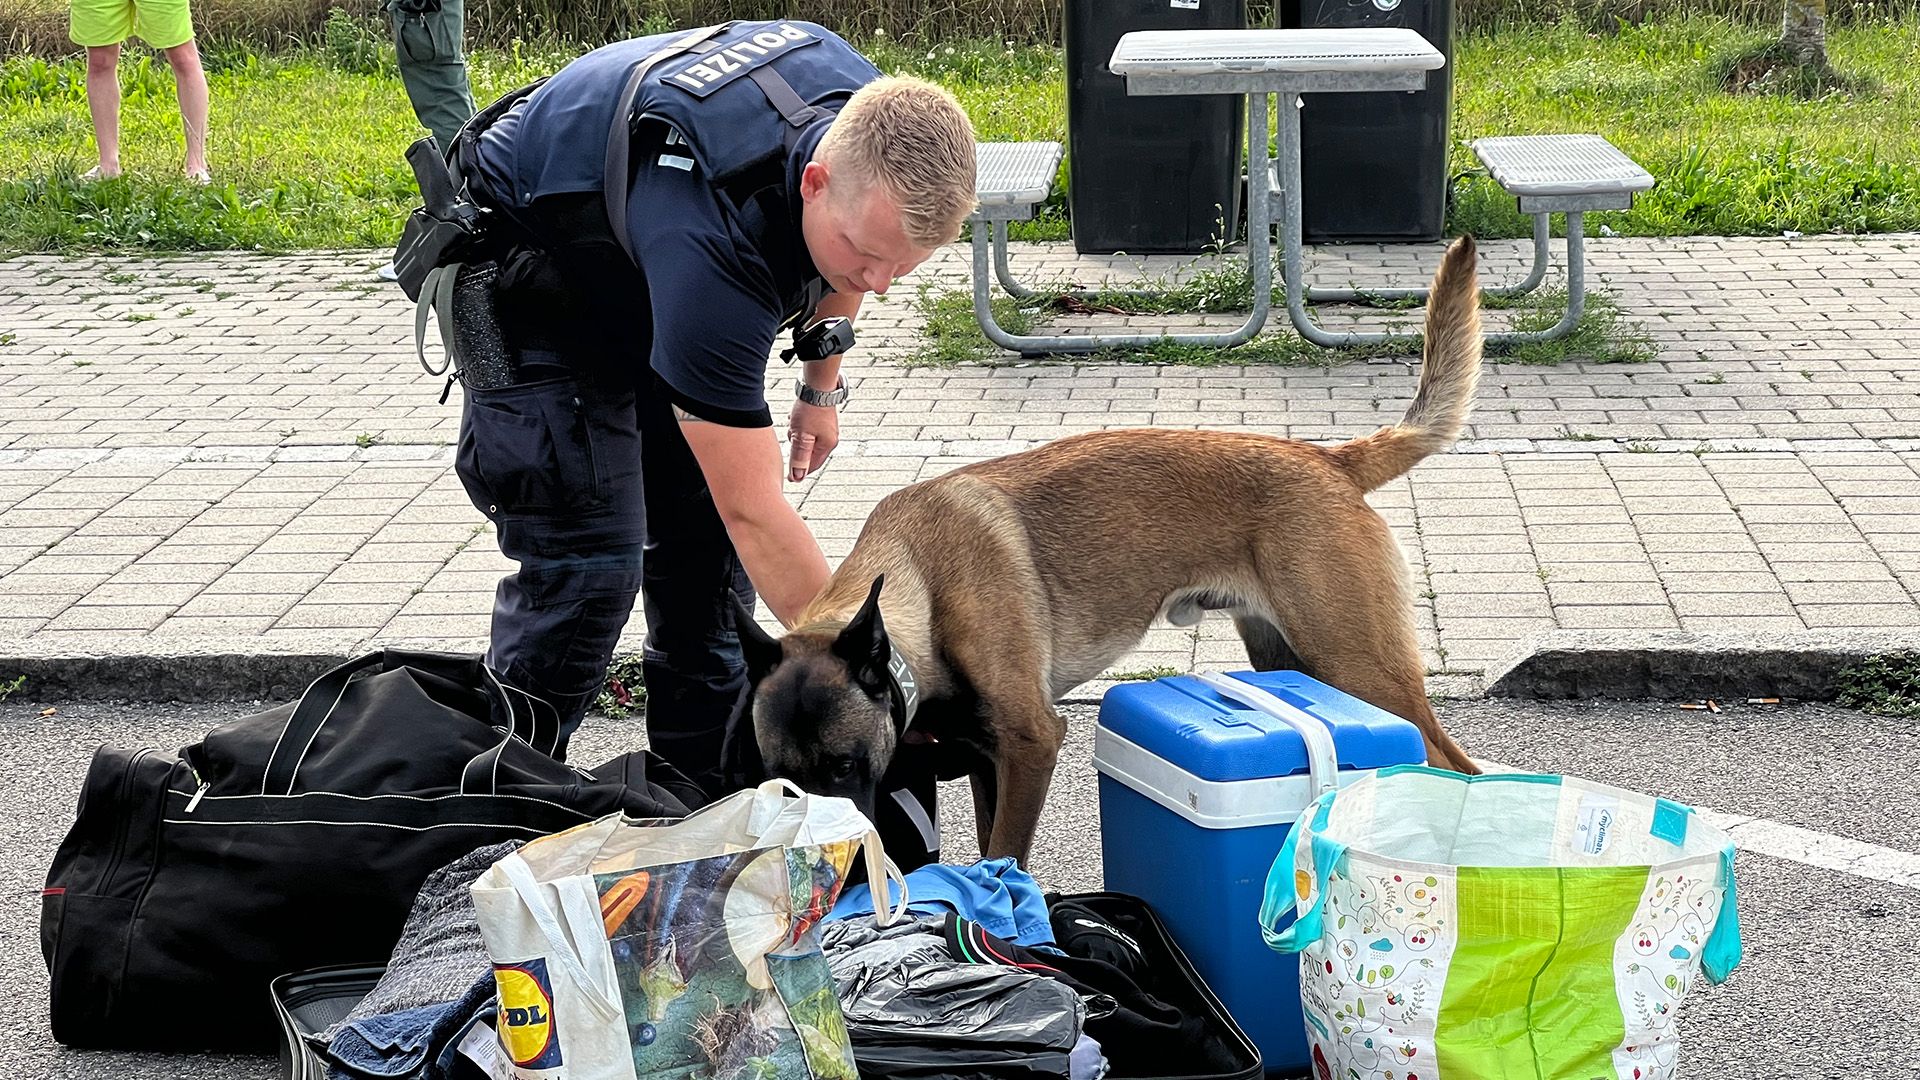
[832,575,891,693]
[733,593,784,682]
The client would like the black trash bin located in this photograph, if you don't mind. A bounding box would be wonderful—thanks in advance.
[1065,0,1247,254]
[1282,0,1454,242]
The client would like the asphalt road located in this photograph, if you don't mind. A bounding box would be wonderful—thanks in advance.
[4,694,1913,1078]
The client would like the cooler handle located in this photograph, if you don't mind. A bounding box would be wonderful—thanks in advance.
[1194,671,1341,802]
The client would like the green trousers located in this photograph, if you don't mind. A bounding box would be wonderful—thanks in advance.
[386,0,476,148]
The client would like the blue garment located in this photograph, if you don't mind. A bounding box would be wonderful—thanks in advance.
[1072,1034,1108,1080]
[474,22,878,212]
[829,858,1058,948]
[467,20,880,425]
[324,973,494,1080]
[449,22,881,766]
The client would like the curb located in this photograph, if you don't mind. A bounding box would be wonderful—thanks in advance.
[1483,630,1920,701]
[0,635,486,704]
[4,632,1915,706]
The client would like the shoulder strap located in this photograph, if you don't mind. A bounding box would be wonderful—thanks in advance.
[604,23,735,263]
[747,65,823,129]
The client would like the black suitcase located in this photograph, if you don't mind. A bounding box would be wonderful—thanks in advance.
[1052,892,1263,1080]
[270,965,386,1080]
[41,649,696,1052]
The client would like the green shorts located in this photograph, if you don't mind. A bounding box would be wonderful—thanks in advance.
[70,0,195,49]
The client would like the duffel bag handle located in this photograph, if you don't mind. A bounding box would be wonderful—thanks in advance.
[263,650,553,796]
[262,652,388,796]
[1194,672,1340,802]
[481,666,562,758]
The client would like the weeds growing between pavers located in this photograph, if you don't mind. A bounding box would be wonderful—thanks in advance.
[903,276,1655,368]
[1836,652,1920,721]
[593,654,649,720]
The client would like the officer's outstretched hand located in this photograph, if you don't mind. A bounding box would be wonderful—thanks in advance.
[787,398,839,482]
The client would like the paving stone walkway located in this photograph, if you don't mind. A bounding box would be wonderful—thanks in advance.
[2,234,1916,684]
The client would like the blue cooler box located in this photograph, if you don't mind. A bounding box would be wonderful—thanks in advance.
[1095,670,1427,1076]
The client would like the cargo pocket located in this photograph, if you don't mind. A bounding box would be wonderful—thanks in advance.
[394,6,457,65]
[456,376,602,517]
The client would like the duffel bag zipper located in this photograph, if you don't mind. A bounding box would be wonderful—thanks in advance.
[179,747,210,813]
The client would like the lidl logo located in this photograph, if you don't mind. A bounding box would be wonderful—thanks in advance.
[494,958,562,1069]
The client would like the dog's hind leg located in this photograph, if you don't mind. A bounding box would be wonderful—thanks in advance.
[1233,613,1305,672]
[1256,511,1480,774]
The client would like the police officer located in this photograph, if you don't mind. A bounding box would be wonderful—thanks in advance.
[443,21,977,821]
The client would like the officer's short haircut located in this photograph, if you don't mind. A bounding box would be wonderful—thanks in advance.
[817,76,978,248]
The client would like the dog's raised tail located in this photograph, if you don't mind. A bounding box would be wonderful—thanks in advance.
[1327,237,1483,492]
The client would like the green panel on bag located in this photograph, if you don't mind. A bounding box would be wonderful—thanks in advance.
[1436,865,1648,1078]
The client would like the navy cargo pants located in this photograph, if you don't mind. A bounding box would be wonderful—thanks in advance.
[450,227,751,793]
[447,194,942,864]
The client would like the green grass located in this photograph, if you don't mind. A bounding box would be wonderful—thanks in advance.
[1104,665,1183,682]
[1447,15,1920,239]
[2,14,1917,252]
[0,16,577,252]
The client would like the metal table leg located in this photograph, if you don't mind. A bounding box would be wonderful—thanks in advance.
[1275,91,1410,348]
[1485,210,1587,345]
[990,221,1165,304]
[968,92,1276,356]
[1300,213,1553,304]
[1278,97,1586,348]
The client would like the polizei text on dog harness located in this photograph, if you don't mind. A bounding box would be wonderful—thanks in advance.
[663,23,821,98]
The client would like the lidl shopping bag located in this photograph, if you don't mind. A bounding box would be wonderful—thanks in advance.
[471,780,907,1080]
[1262,767,1742,1080]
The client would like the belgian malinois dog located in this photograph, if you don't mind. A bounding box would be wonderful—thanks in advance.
[739,238,1484,866]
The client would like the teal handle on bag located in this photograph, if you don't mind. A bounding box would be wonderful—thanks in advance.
[1701,844,1744,983]
[1259,788,1344,954]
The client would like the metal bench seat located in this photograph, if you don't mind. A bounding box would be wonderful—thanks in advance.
[1473,133,1655,209]
[1459,133,1656,343]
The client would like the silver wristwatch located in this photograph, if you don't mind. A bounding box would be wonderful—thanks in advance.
[796,375,849,408]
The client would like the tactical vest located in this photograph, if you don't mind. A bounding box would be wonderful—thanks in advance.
[489,20,882,259]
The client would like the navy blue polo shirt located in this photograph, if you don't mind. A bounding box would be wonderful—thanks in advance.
[471,106,833,429]
[626,119,831,428]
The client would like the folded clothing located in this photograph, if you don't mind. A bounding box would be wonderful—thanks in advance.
[830,856,1057,947]
[317,842,515,1079]
[323,976,493,1080]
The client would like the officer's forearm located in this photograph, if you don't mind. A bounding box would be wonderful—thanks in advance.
[679,418,832,625]
[725,503,832,627]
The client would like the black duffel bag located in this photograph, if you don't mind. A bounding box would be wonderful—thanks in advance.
[41,649,696,1052]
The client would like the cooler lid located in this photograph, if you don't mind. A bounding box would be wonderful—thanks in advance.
[1096,670,1426,783]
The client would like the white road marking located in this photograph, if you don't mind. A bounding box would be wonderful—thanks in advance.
[1697,809,1920,891]
[1478,757,1920,891]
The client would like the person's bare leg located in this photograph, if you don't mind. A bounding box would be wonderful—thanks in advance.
[162,39,209,179]
[84,45,123,177]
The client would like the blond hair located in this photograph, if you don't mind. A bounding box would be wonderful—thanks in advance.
[816,75,978,248]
